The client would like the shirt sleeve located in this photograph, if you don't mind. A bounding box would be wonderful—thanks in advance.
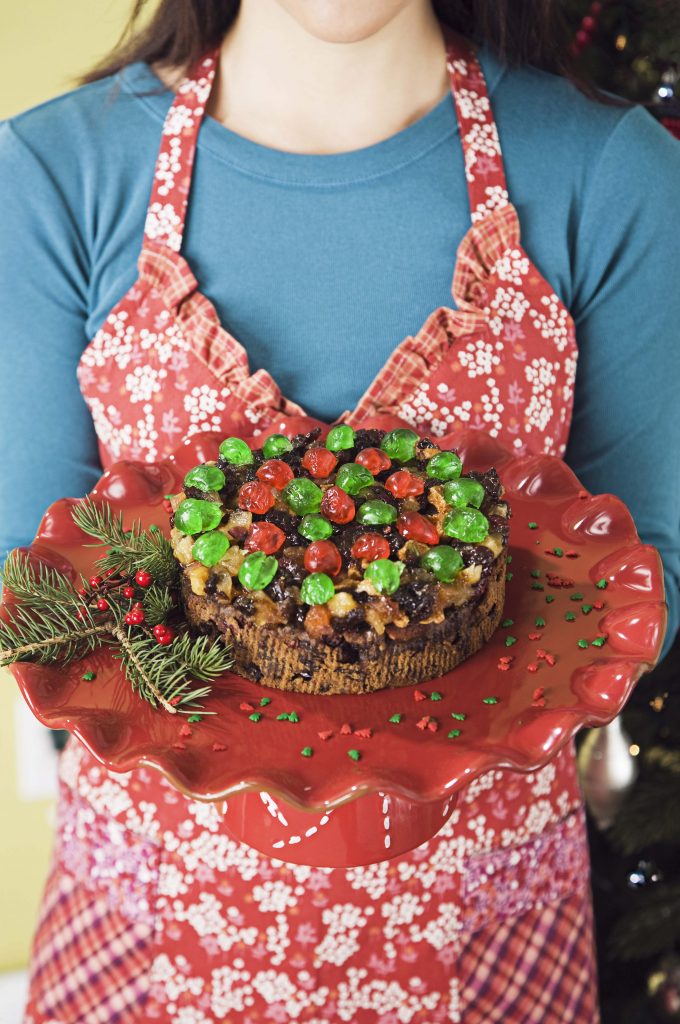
[564,104,680,661]
[0,120,102,568]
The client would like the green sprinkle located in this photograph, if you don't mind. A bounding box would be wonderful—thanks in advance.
[505,636,517,647]
[545,595,556,604]
[288,711,300,723]
[592,636,607,648]
[451,712,467,721]
[430,691,443,702]
[82,670,96,681]
[528,522,538,530]
[483,696,499,705]
[596,578,609,590]
[301,746,313,758]
[577,639,589,649]
[447,729,461,739]
[535,617,546,628]
[570,593,584,601]
[187,714,202,723]
[565,612,576,622]
[388,713,403,724]
[248,712,262,723]
[259,697,271,706]
[581,604,593,615]
[507,555,513,564]
[348,749,361,762]
[552,548,564,557]
[506,573,514,582]
[501,618,514,628]
[531,583,544,591]
[276,713,290,721]
[163,493,175,500]
[530,570,541,578]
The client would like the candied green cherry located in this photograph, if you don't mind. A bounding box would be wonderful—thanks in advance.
[363,558,405,595]
[420,545,465,582]
[218,437,253,465]
[298,514,333,541]
[174,498,223,535]
[380,428,419,463]
[325,424,355,452]
[282,477,323,515]
[238,551,278,591]
[183,464,226,492]
[426,451,462,481]
[356,500,397,526]
[300,572,335,605]
[192,530,230,567]
[442,507,489,543]
[335,463,374,495]
[442,477,485,508]
[262,433,293,459]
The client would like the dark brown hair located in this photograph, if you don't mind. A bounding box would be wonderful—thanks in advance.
[81,0,619,105]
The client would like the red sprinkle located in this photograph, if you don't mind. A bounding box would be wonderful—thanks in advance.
[340,723,352,736]
[414,689,427,702]
[528,632,542,640]
[427,719,439,733]
[212,742,228,752]
[532,687,545,701]
[593,601,605,610]
[536,649,548,660]
[179,723,192,738]
[317,730,333,741]
[544,653,557,666]
[497,662,510,671]
[172,742,186,751]
[498,655,513,664]
[416,717,430,731]
[169,696,182,706]
[532,698,546,708]
[527,663,539,673]
[354,728,373,739]
[240,702,255,712]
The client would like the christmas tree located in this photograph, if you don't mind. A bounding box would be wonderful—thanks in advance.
[562,5,680,1021]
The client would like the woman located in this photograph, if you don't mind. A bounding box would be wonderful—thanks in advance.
[2,1,679,1021]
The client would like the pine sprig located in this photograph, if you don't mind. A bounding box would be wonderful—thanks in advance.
[0,503,234,715]
[71,497,178,587]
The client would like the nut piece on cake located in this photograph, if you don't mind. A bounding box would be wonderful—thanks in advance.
[168,427,510,695]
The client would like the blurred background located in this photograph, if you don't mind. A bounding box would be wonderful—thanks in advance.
[0,1,679,1022]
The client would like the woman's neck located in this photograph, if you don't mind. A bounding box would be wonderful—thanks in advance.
[205,0,451,154]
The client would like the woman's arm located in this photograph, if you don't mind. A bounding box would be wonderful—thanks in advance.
[564,105,680,660]
[0,121,102,564]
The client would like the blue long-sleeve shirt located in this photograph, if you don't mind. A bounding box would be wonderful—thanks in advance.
[1,43,679,657]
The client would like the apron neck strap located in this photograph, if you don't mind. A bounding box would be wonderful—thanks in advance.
[142,25,509,253]
[441,24,510,224]
[143,51,219,253]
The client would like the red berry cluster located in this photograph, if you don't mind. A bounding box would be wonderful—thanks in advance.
[76,567,175,646]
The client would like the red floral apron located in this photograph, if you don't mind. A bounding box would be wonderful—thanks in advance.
[24,26,599,1024]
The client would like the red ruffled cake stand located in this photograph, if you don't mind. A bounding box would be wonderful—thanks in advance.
[4,429,667,867]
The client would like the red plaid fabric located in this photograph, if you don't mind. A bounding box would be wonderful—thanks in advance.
[26,870,154,1023]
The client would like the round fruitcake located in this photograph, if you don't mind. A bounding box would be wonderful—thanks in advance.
[168,426,510,695]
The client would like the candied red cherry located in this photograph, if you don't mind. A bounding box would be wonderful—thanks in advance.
[350,533,391,563]
[320,486,355,525]
[304,540,342,577]
[302,448,338,478]
[385,470,425,499]
[244,522,286,555]
[256,459,294,489]
[355,447,391,475]
[238,481,275,514]
[397,511,439,546]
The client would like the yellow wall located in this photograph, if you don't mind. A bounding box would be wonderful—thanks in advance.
[0,2,135,972]
[1,1,135,119]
